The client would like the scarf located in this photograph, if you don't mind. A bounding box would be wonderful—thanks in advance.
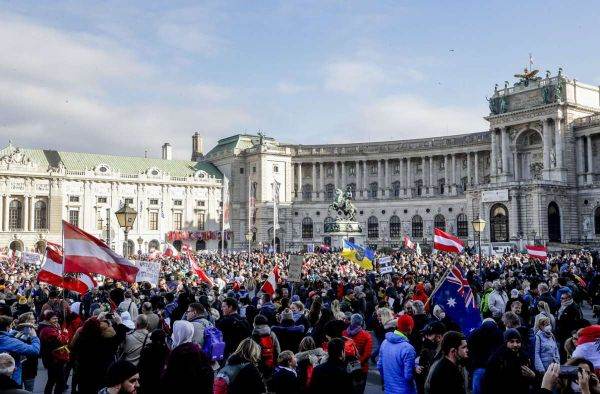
[558,299,573,319]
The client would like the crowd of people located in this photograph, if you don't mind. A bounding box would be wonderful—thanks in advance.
[0,246,598,394]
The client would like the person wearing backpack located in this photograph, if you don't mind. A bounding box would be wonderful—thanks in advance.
[342,314,373,393]
[251,315,281,377]
[186,303,213,347]
[121,315,149,366]
[322,319,364,394]
[309,338,353,393]
[216,298,251,358]
[214,338,266,394]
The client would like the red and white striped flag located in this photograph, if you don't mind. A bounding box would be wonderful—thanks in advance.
[433,228,465,254]
[162,243,180,259]
[62,221,139,283]
[38,242,97,294]
[526,245,547,261]
[403,235,415,250]
[260,265,280,295]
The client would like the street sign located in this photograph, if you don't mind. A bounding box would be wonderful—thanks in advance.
[378,256,393,275]
[288,255,303,282]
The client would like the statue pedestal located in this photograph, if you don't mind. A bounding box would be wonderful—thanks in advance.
[324,219,363,249]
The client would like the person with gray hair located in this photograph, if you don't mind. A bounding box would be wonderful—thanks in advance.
[121,315,149,366]
[488,281,508,319]
[0,352,28,394]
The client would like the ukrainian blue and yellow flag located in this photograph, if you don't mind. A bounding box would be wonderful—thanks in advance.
[341,240,374,270]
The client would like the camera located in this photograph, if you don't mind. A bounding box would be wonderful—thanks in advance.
[559,365,581,379]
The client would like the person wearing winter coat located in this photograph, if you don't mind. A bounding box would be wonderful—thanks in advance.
[269,350,299,394]
[184,302,212,347]
[0,353,29,394]
[138,329,169,394]
[295,337,326,392]
[160,321,213,393]
[121,315,149,366]
[557,290,585,359]
[0,315,40,387]
[38,311,69,394]
[424,331,469,394]
[467,318,503,394]
[216,338,266,394]
[533,317,560,373]
[342,314,373,383]
[252,314,281,376]
[488,281,508,319]
[272,309,305,353]
[377,314,417,394]
[309,338,353,394]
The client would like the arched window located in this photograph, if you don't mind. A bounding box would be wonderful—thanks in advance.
[456,213,468,237]
[595,207,600,235]
[302,184,312,201]
[369,182,378,199]
[325,184,335,201]
[412,215,423,238]
[346,183,356,199]
[392,181,401,198]
[9,200,22,230]
[302,217,313,239]
[389,215,401,238]
[367,216,379,238]
[195,240,206,251]
[34,201,47,230]
[324,216,335,233]
[490,204,509,242]
[434,214,446,232]
[415,179,423,196]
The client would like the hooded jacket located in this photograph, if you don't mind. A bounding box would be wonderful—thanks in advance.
[343,325,372,373]
[467,319,503,369]
[377,330,417,394]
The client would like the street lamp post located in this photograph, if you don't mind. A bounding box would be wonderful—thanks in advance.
[471,217,486,274]
[137,236,144,258]
[115,203,138,258]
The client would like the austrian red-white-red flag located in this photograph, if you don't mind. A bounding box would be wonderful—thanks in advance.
[38,242,97,294]
[162,243,180,258]
[186,251,214,287]
[403,235,415,250]
[526,245,547,261]
[62,221,139,283]
[260,265,280,295]
[433,228,465,254]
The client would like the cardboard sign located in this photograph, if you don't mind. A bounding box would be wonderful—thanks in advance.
[288,255,303,283]
[135,261,160,285]
[378,256,393,275]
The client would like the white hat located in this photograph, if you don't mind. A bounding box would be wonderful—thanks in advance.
[120,311,135,330]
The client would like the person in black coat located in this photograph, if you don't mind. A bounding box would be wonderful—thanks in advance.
[272,310,305,353]
[219,338,266,394]
[425,331,469,394]
[216,297,252,358]
[309,338,353,394]
[467,318,503,394]
[269,350,299,394]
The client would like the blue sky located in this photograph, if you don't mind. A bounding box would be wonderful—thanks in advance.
[2,1,600,159]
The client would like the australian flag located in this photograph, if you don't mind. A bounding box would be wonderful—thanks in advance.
[432,265,482,335]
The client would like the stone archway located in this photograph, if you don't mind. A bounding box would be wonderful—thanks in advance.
[515,129,544,180]
[490,203,509,242]
[548,202,561,242]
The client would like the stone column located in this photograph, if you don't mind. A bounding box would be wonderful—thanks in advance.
[29,196,35,231]
[3,195,8,231]
[421,157,426,194]
[444,155,449,194]
[466,153,472,186]
[501,127,510,175]
[429,157,434,195]
[474,152,479,185]
[341,161,346,190]
[399,158,404,193]
[312,163,317,200]
[362,161,367,193]
[576,137,585,185]
[509,190,518,240]
[319,162,324,200]
[23,196,29,231]
[587,135,594,184]
[451,154,457,194]
[377,160,383,197]
[542,119,551,179]
[406,158,413,197]
[384,159,390,197]
[296,163,302,199]
[490,129,498,177]
[513,152,519,181]
[554,117,563,169]
[333,161,338,189]
[355,161,361,199]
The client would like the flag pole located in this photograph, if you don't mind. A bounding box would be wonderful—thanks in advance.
[220,184,225,258]
[424,261,454,310]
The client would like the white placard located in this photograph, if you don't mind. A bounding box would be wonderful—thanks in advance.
[481,189,509,203]
[378,256,393,275]
[21,252,42,266]
[135,261,160,285]
[288,255,303,283]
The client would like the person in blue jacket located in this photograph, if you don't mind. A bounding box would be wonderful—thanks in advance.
[377,314,417,394]
[0,315,40,386]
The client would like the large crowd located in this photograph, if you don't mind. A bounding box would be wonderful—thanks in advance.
[0,246,599,394]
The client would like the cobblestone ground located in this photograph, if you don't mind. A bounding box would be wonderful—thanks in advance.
[32,305,595,394]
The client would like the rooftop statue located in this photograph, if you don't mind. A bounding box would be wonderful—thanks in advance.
[514,67,541,87]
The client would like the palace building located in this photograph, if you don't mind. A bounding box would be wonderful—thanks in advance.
[2,68,600,254]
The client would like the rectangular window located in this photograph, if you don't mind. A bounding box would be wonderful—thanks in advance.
[348,166,355,176]
[240,167,244,174]
[326,167,333,176]
[149,211,158,231]
[370,165,377,174]
[197,212,205,230]
[149,199,159,205]
[197,200,205,207]
[394,164,400,174]
[252,166,256,173]
[273,165,279,173]
[173,212,183,230]
[69,195,80,203]
[69,210,79,227]
[97,196,107,204]
[124,198,134,205]
[173,200,183,206]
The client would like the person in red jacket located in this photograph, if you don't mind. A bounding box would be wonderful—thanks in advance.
[342,313,373,393]
[412,283,429,305]
[38,311,69,394]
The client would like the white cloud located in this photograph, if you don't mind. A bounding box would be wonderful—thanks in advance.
[0,12,251,160]
[324,61,385,93]
[276,81,314,94]
[156,23,222,56]
[352,95,486,141]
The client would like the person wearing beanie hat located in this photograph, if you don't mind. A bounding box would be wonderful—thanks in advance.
[377,313,417,394]
[482,327,536,394]
[251,313,281,376]
[100,360,139,394]
[271,308,305,353]
[342,313,373,390]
